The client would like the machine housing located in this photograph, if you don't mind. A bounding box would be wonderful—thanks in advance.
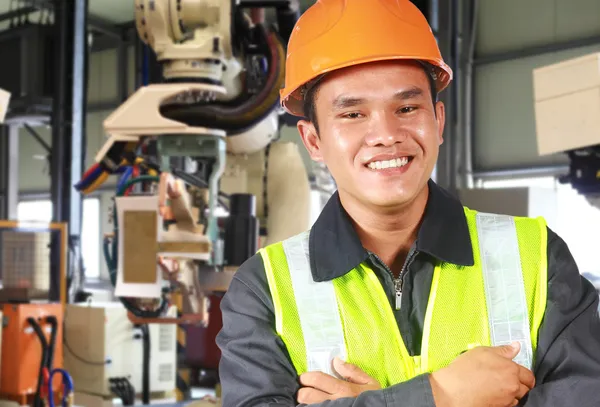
[63,302,177,397]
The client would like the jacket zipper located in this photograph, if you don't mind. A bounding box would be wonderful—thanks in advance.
[371,248,419,310]
[395,248,418,310]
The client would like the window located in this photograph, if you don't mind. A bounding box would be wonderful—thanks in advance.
[481,177,600,280]
[17,198,101,278]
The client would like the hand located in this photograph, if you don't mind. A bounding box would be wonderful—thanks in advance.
[430,342,536,407]
[297,357,381,404]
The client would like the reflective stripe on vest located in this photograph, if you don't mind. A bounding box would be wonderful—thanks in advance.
[281,231,347,376]
[278,212,533,374]
[476,213,533,368]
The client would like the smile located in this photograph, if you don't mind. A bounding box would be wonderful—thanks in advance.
[366,157,412,170]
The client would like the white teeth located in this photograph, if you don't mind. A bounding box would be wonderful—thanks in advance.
[368,157,409,170]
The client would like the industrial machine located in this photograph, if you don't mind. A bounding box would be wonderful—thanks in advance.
[0,219,70,406]
[533,52,600,296]
[77,0,307,327]
[533,52,600,209]
[63,303,177,404]
[0,303,64,407]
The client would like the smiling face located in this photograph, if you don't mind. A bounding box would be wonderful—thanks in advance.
[297,60,446,211]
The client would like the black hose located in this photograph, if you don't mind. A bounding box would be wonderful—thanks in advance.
[27,318,48,407]
[159,25,285,134]
[109,377,135,406]
[46,316,58,371]
[141,325,151,404]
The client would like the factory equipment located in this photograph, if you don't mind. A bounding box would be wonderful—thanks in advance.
[534,52,600,296]
[77,0,305,327]
[63,303,177,404]
[533,52,600,209]
[0,303,64,407]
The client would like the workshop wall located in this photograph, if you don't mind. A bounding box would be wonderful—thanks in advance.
[18,45,134,193]
[473,0,600,172]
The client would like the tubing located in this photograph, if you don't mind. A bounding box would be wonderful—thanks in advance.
[141,325,151,404]
[27,318,48,407]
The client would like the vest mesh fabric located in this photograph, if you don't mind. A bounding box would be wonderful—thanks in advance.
[423,208,547,372]
[333,264,412,386]
[260,207,548,386]
[514,214,548,351]
[259,242,308,374]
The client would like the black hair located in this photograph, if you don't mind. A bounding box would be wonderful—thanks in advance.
[303,64,439,133]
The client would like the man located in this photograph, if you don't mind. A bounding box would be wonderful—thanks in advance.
[216,0,600,406]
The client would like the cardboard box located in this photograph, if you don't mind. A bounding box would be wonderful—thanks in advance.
[533,52,600,155]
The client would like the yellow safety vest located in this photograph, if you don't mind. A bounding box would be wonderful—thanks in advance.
[258,208,548,387]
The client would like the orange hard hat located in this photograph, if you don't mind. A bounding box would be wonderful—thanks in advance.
[280,0,453,117]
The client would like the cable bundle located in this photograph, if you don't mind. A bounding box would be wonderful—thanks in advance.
[74,152,160,196]
[109,377,136,406]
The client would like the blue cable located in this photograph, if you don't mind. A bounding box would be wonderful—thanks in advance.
[116,166,134,193]
[74,164,104,191]
[47,368,74,407]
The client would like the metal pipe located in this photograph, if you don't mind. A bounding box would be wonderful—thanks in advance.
[474,34,600,67]
[50,0,88,302]
[472,164,569,181]
[429,0,439,36]
[117,41,129,102]
[431,0,452,189]
[208,138,227,265]
[449,0,459,192]
[6,125,19,220]
[463,0,479,189]
[0,126,7,219]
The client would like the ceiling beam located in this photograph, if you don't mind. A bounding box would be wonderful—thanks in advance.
[0,6,37,23]
[20,0,125,41]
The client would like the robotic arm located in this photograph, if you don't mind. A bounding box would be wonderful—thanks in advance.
[77,0,298,325]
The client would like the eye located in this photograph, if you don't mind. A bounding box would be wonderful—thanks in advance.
[398,106,417,114]
[341,112,364,119]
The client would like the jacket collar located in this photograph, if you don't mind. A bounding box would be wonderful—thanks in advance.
[308,180,474,282]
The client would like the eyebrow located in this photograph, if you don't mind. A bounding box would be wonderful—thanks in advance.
[393,87,424,100]
[331,87,425,110]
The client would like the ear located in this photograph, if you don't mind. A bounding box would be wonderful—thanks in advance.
[434,101,446,145]
[297,119,324,162]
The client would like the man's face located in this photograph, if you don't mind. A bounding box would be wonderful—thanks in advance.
[297,60,446,209]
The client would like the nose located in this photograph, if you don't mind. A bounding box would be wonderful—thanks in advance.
[364,112,408,147]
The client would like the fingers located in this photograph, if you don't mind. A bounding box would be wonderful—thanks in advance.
[333,358,374,385]
[517,383,531,400]
[297,387,331,404]
[299,372,344,394]
[517,365,536,389]
[490,342,521,359]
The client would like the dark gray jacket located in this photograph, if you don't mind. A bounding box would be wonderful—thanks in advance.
[216,180,600,406]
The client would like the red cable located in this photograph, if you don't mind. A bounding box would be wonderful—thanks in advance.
[82,163,99,178]
[125,166,140,196]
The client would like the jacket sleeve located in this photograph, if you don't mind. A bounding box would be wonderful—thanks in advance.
[522,228,600,407]
[216,254,436,407]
